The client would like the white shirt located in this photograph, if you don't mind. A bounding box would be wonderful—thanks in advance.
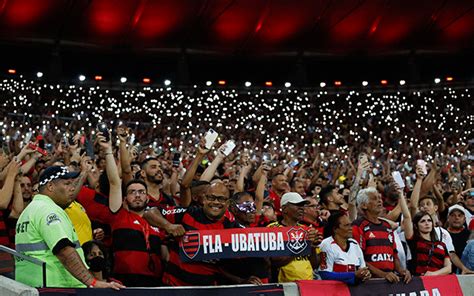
[319,237,366,272]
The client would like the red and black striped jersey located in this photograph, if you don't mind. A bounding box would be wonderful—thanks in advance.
[352,217,397,273]
[77,186,164,286]
[161,206,241,286]
[406,236,449,276]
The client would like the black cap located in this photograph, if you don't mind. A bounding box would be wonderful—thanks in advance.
[39,166,80,186]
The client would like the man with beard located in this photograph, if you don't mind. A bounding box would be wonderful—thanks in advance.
[82,134,166,287]
[140,157,176,209]
[319,185,347,216]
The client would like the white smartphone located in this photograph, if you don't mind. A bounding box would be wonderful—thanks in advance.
[392,171,405,188]
[417,159,427,175]
[204,129,218,149]
[222,140,236,156]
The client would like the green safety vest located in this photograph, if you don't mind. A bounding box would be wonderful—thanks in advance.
[15,194,86,288]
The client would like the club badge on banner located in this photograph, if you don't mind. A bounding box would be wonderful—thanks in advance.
[179,226,312,262]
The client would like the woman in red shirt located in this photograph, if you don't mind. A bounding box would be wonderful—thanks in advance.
[406,211,451,276]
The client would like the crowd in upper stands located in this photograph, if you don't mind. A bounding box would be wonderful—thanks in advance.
[0,78,473,287]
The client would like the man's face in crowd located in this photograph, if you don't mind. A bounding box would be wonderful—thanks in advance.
[330,188,345,205]
[125,183,148,212]
[304,197,319,221]
[283,202,305,222]
[272,175,288,192]
[292,181,306,197]
[233,194,256,225]
[419,198,438,216]
[141,159,163,185]
[203,183,230,221]
[50,178,77,209]
[20,176,33,200]
[465,194,474,208]
[262,203,277,222]
[363,191,383,215]
[447,210,465,230]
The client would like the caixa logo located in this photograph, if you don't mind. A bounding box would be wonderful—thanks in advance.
[286,227,308,254]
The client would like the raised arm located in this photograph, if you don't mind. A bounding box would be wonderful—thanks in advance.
[200,144,225,182]
[97,133,122,213]
[0,159,21,209]
[179,139,209,207]
[117,126,133,185]
[409,165,424,217]
[255,164,270,214]
[9,175,24,218]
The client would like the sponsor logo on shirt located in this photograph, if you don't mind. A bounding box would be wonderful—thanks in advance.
[46,213,61,225]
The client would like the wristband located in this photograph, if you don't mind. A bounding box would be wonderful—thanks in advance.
[88,278,97,288]
[105,152,113,156]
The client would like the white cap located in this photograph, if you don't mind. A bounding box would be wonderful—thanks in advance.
[448,204,467,216]
[281,192,308,206]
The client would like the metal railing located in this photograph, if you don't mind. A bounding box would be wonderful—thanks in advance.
[0,245,46,288]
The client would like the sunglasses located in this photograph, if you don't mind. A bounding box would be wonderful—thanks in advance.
[236,201,256,213]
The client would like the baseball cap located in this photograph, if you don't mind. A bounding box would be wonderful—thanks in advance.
[39,166,80,186]
[281,192,309,206]
[448,204,467,216]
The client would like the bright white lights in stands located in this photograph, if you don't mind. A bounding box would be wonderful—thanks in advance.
[284,82,291,88]
[434,78,441,84]
[164,79,171,86]
[120,77,127,83]
[79,75,86,81]
[36,72,43,78]
[320,82,326,88]
[399,80,406,86]
[362,81,368,86]
[245,81,252,87]
[206,81,212,86]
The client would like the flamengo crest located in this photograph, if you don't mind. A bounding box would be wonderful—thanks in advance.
[181,232,201,259]
[286,227,308,254]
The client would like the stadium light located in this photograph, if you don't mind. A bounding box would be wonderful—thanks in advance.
[334,81,342,86]
[164,79,171,86]
[120,77,127,83]
[206,81,212,86]
[284,82,291,88]
[79,75,86,82]
[7,69,16,74]
[434,78,441,84]
[446,76,453,82]
[362,81,368,86]
[36,72,43,78]
[320,82,326,88]
[265,81,273,87]
[218,80,226,85]
[245,81,251,87]
[143,78,151,84]
[94,75,102,81]
[399,80,406,86]
[380,80,388,85]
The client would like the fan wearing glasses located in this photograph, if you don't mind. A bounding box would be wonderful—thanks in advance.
[405,211,451,276]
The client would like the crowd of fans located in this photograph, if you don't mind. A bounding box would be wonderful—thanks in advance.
[0,78,473,288]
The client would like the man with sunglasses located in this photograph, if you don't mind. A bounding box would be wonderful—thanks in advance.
[219,191,269,284]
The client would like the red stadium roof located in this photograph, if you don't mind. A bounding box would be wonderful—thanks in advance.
[0,0,472,55]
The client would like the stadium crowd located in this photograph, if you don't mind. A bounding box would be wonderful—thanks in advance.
[0,78,473,289]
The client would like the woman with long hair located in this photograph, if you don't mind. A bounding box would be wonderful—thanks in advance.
[405,211,451,276]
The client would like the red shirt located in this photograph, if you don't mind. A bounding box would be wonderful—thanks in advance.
[352,217,398,273]
[267,189,282,216]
